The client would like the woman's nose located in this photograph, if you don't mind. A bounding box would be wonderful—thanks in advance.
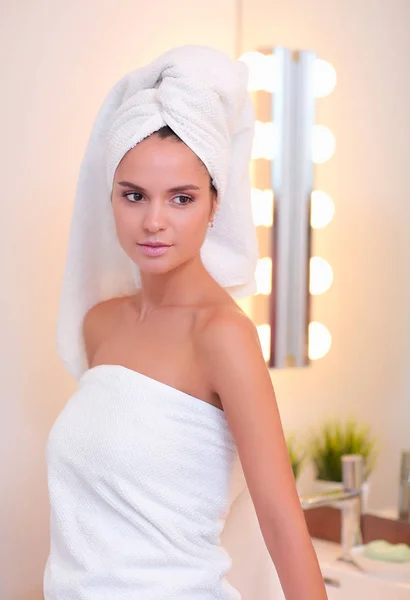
[142,201,166,232]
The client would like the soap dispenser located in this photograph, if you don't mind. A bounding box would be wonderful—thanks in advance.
[398,451,410,521]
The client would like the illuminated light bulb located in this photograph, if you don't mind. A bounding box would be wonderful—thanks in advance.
[312,125,336,164]
[310,257,333,295]
[239,52,277,92]
[239,52,265,90]
[255,257,272,295]
[311,190,335,229]
[257,324,271,362]
[252,121,276,160]
[308,322,332,360]
[235,296,253,317]
[313,59,337,98]
[251,188,274,227]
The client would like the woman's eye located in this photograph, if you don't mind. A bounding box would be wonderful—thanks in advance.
[124,192,143,203]
[173,195,194,205]
[122,192,193,205]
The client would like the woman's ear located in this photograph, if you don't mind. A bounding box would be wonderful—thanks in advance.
[210,191,218,221]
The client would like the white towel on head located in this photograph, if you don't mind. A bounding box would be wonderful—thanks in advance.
[56,45,259,380]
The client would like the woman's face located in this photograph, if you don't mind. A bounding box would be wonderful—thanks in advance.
[111,133,217,275]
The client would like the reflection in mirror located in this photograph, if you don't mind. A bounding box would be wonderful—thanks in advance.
[238,47,336,368]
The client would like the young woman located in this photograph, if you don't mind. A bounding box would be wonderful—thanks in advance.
[44,45,327,599]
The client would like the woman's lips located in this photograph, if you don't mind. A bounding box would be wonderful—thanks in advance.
[137,244,171,256]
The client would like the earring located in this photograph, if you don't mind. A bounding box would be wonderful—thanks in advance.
[208,221,214,228]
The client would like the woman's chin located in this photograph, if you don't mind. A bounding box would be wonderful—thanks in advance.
[136,260,176,276]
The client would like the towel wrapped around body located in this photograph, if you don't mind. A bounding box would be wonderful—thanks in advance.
[44,365,244,599]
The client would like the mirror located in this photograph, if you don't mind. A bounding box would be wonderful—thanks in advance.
[237,47,336,368]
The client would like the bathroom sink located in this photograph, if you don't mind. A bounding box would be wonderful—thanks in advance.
[221,488,410,599]
[312,538,410,599]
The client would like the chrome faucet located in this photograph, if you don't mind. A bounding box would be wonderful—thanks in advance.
[398,451,410,522]
[300,454,364,565]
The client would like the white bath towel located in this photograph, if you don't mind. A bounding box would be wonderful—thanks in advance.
[44,364,244,599]
[56,45,259,380]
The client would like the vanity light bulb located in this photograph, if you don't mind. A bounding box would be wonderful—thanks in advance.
[313,59,337,98]
[235,296,253,317]
[311,191,335,229]
[252,121,277,160]
[312,125,336,164]
[239,52,276,93]
[309,257,333,295]
[308,322,332,360]
[255,257,272,295]
[257,324,271,362]
[251,188,274,227]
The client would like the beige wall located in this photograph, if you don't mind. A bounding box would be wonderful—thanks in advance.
[241,0,410,508]
[1,0,409,598]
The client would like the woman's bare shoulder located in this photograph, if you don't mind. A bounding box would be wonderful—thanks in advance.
[83,295,129,327]
[197,296,255,331]
[193,296,259,355]
[82,295,133,364]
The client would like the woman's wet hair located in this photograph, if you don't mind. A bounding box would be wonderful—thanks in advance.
[155,126,217,195]
[156,125,182,141]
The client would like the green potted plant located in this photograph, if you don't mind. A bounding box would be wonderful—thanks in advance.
[286,433,306,483]
[310,418,378,509]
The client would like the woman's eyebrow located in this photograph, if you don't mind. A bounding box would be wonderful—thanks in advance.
[117,181,201,193]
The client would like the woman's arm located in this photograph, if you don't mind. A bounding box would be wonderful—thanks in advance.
[197,308,328,600]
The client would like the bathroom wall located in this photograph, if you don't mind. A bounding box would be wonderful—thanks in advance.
[0,2,237,598]
[241,0,410,509]
[1,0,409,598]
